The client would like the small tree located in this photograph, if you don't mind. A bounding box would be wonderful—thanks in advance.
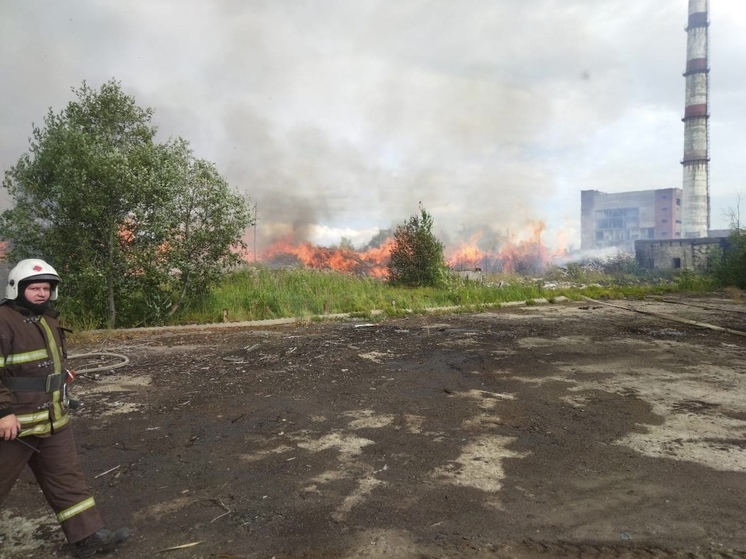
[387,204,447,287]
[0,80,163,327]
[155,138,252,318]
[0,79,252,328]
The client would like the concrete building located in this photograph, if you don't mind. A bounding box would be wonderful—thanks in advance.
[581,2,715,268]
[635,237,726,272]
[580,188,683,251]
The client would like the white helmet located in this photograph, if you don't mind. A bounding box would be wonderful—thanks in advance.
[6,259,61,301]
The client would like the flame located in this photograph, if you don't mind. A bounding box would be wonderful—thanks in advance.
[252,221,566,278]
[116,215,175,270]
[259,236,394,278]
[446,221,566,274]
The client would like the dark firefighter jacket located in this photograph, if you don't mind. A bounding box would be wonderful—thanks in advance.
[0,299,70,437]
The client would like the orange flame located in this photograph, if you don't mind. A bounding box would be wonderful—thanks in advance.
[447,221,565,274]
[259,236,394,278]
[253,221,566,277]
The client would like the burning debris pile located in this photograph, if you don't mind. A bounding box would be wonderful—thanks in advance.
[259,237,394,278]
[447,222,565,275]
[251,221,567,278]
[448,238,552,275]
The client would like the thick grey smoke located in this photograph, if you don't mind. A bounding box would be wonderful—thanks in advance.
[1,0,744,252]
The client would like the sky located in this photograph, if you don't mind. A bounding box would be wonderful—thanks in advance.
[1,0,745,255]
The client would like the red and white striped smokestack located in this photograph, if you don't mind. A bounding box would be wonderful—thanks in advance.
[681,0,710,238]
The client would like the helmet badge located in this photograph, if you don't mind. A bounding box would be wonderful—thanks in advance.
[33,265,43,272]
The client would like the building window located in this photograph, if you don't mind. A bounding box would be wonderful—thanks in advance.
[676,198,681,205]
[673,257,681,268]
[594,207,639,230]
[676,219,682,224]
[661,219,668,223]
[662,207,668,211]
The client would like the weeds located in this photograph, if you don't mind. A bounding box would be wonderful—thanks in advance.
[63,263,730,329]
[674,270,717,292]
[174,266,638,325]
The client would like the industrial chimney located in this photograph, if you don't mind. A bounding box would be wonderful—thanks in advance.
[681,0,710,238]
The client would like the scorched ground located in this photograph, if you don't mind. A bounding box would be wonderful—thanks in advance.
[2,295,746,559]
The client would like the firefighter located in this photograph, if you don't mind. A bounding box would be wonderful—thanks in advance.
[0,259,130,558]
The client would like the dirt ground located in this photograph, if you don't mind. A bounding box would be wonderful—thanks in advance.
[2,294,746,559]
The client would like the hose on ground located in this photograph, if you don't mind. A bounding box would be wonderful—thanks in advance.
[66,352,130,375]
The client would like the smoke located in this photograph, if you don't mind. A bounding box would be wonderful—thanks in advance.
[2,0,742,252]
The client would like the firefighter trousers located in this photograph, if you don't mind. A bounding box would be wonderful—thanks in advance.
[0,426,104,544]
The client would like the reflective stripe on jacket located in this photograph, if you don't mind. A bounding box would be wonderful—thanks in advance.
[0,300,69,437]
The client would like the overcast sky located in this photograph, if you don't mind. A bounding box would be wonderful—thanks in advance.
[1,0,744,253]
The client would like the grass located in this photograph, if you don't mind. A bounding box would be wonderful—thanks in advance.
[171,267,553,325]
[162,265,722,327]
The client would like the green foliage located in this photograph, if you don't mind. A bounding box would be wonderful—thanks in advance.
[542,253,653,288]
[53,262,726,330]
[0,79,252,328]
[564,262,585,281]
[602,253,645,276]
[1,80,157,327]
[153,139,252,317]
[178,267,393,323]
[387,204,448,288]
[674,269,717,292]
[173,267,548,325]
[711,232,746,289]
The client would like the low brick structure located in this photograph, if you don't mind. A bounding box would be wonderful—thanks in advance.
[635,237,728,271]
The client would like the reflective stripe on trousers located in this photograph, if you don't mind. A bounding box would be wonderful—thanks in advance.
[57,496,97,523]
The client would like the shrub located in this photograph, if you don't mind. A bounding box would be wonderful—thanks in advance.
[387,204,448,288]
[712,231,746,289]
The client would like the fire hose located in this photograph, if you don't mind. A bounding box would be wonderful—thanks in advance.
[67,352,131,375]
[64,352,131,406]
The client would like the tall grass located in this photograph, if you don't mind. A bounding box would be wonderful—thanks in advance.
[63,264,726,330]
[176,268,388,323]
[172,267,549,325]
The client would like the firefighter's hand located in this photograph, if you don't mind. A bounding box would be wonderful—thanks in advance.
[0,414,21,440]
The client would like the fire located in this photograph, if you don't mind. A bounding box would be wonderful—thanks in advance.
[259,236,394,278]
[252,221,566,278]
[448,221,566,274]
